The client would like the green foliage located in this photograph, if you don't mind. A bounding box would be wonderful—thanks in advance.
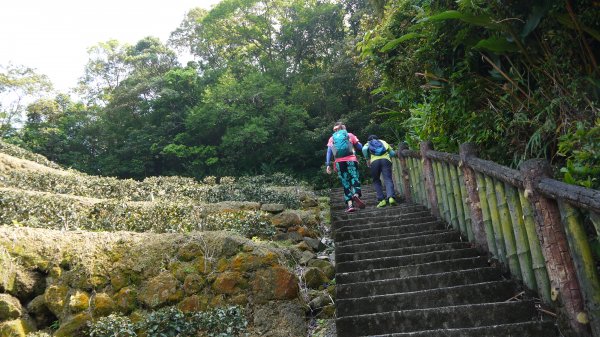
[558,119,600,189]
[201,211,276,239]
[189,306,248,337]
[357,0,599,175]
[88,314,136,337]
[141,307,194,337]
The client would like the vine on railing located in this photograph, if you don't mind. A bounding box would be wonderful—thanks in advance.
[391,141,600,337]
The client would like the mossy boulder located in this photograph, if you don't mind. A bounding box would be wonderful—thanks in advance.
[271,211,303,228]
[67,291,89,313]
[177,294,209,313]
[113,286,137,314]
[253,301,307,337]
[91,293,115,316]
[230,252,262,272]
[213,271,246,295]
[138,272,183,308]
[0,319,34,337]
[43,284,68,317]
[53,312,91,337]
[304,267,329,289]
[177,242,203,262]
[260,203,285,213]
[0,294,23,320]
[26,295,54,328]
[183,274,205,295]
[251,266,299,304]
[307,259,335,280]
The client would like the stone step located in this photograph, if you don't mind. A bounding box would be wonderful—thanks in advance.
[376,321,558,337]
[337,280,516,316]
[336,300,540,336]
[336,241,473,263]
[338,227,449,247]
[337,247,479,273]
[336,231,463,255]
[337,267,502,299]
[337,256,488,284]
[334,210,436,230]
[335,220,444,242]
[332,204,428,220]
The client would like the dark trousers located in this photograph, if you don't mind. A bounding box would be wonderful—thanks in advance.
[335,161,362,202]
[370,159,395,201]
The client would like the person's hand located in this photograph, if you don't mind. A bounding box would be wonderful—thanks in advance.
[326,165,332,174]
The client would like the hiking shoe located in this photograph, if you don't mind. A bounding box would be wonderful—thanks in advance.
[345,206,357,213]
[376,200,387,208]
[388,197,397,206]
[352,194,366,209]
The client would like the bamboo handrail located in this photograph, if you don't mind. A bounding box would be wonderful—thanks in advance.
[395,141,600,336]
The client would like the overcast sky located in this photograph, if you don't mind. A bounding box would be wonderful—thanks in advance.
[0,0,222,92]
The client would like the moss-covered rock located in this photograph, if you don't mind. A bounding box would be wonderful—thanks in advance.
[67,291,89,313]
[213,272,246,295]
[230,252,261,272]
[251,266,299,304]
[271,211,303,228]
[304,268,329,289]
[53,312,91,337]
[0,318,34,337]
[26,295,54,328]
[307,259,335,280]
[138,272,183,308]
[253,301,307,337]
[43,285,68,317]
[0,294,23,321]
[91,293,115,317]
[177,294,209,313]
[183,274,205,295]
[113,286,137,314]
[177,242,203,262]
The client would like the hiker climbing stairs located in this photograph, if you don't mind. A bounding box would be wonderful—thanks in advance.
[331,185,558,337]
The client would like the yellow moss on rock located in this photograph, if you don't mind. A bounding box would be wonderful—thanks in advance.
[113,286,138,314]
[68,291,89,313]
[44,284,69,316]
[53,313,91,337]
[92,293,115,317]
[0,319,34,337]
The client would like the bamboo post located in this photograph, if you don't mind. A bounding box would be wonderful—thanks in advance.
[397,143,412,202]
[521,159,589,335]
[519,189,552,303]
[419,142,440,217]
[391,157,403,197]
[459,143,488,250]
[442,162,459,230]
[417,156,430,208]
[559,201,600,336]
[505,183,536,289]
[433,160,446,221]
[450,164,467,237]
[458,169,474,242]
[476,172,498,258]
[494,179,522,279]
[435,161,451,225]
[485,175,508,266]
[408,157,419,203]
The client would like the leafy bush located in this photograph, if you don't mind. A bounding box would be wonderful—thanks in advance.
[88,314,136,337]
[125,306,248,337]
[0,140,62,169]
[558,119,600,189]
[201,211,276,239]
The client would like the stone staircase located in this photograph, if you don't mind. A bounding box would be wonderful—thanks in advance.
[331,185,558,337]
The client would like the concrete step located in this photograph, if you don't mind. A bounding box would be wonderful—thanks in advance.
[377,321,558,337]
[337,248,479,273]
[338,227,449,247]
[337,267,502,299]
[332,204,428,220]
[336,300,541,336]
[336,256,488,284]
[337,280,517,316]
[334,211,436,230]
[335,220,444,242]
[336,242,473,263]
[336,231,463,255]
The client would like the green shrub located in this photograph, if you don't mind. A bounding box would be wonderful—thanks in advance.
[88,314,137,337]
[140,307,194,337]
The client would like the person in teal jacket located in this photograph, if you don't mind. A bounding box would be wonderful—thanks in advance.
[362,135,398,207]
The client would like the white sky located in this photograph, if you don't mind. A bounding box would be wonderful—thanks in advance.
[0,0,222,92]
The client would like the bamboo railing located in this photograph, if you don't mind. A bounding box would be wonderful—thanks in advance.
[390,142,600,337]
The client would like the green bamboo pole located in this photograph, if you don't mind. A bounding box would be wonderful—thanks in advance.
[435,161,451,224]
[559,202,600,335]
[590,212,600,237]
[406,157,416,202]
[407,157,421,204]
[484,175,507,266]
[391,157,402,196]
[494,179,521,279]
[394,158,405,197]
[433,161,447,221]
[442,162,459,230]
[476,172,498,257]
[505,184,536,290]
[450,164,467,237]
[418,158,430,209]
[458,169,474,241]
[519,189,552,303]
